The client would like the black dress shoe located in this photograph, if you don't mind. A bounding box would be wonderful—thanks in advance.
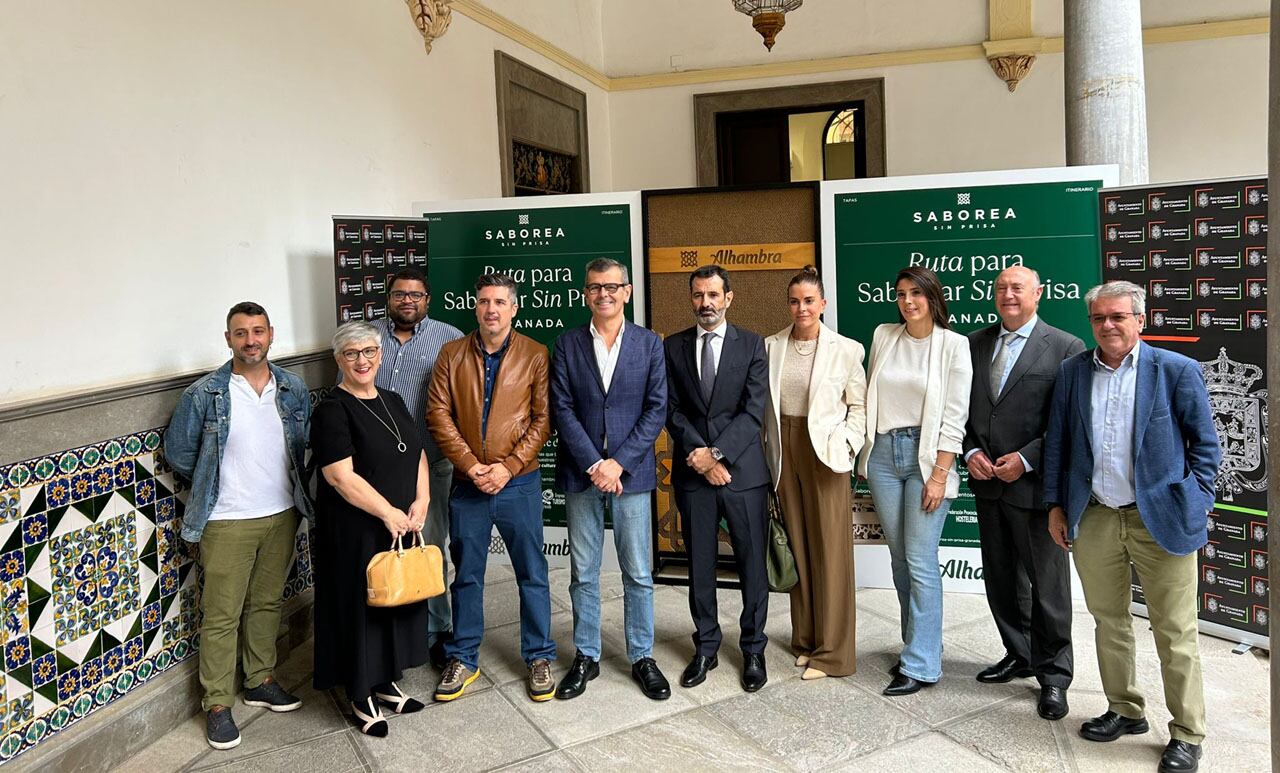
[428,637,450,670]
[888,661,900,676]
[1037,686,1069,720]
[631,657,671,700]
[883,673,929,696]
[1158,740,1202,773]
[741,653,767,692]
[1079,710,1150,742]
[680,654,718,688]
[554,651,599,700]
[976,654,1034,684]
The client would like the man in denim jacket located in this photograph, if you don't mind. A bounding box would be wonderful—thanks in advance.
[164,302,314,750]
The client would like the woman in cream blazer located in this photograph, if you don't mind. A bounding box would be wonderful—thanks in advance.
[763,267,866,680]
[858,266,971,697]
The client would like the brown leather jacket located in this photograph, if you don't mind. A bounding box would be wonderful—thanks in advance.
[426,330,551,480]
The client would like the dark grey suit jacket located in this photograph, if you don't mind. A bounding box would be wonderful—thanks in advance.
[962,318,1085,510]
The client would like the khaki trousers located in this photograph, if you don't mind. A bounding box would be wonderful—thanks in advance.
[198,508,300,710]
[1072,503,1205,743]
[778,416,856,675]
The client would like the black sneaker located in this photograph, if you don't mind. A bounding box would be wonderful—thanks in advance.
[206,706,241,750]
[243,678,302,712]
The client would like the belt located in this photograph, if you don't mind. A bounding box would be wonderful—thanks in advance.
[1089,495,1136,510]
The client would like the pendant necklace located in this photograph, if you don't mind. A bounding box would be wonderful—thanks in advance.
[791,335,817,356]
[348,388,407,453]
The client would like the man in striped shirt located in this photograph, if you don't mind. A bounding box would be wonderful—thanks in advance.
[373,267,464,666]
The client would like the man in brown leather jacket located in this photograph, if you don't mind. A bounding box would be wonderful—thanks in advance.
[426,272,556,703]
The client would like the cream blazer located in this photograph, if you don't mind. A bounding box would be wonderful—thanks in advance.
[763,323,868,489]
[857,323,972,499]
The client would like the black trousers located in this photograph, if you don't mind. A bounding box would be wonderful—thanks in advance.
[676,483,770,656]
[976,497,1074,687]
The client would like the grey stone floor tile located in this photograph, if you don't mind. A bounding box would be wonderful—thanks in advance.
[492,749,584,772]
[477,573,571,633]
[706,675,929,771]
[110,712,209,772]
[199,731,363,772]
[352,688,551,771]
[192,685,349,768]
[563,707,788,771]
[844,647,1025,727]
[497,652,699,747]
[854,587,907,624]
[830,730,1008,773]
[599,584,692,646]
[941,697,1070,773]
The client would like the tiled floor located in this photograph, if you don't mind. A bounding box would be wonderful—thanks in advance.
[120,566,1271,772]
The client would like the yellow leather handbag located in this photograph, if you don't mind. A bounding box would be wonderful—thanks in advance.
[365,531,445,607]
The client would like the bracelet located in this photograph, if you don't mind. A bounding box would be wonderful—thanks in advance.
[928,474,947,484]
[933,464,949,472]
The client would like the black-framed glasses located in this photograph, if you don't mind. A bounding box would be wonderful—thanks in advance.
[1088,312,1141,326]
[585,282,629,295]
[389,290,427,302]
[340,346,381,362]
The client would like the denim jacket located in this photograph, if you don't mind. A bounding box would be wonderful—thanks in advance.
[163,361,314,542]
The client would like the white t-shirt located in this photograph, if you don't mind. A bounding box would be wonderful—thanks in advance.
[208,374,295,521]
[875,331,930,431]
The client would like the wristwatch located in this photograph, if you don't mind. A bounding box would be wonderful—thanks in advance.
[709,447,725,461]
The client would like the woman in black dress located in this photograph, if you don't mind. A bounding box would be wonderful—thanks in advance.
[311,321,431,736]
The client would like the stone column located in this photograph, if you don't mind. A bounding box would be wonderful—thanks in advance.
[1063,0,1149,185]
[1269,3,1279,768]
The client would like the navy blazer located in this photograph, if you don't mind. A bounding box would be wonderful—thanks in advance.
[664,323,770,492]
[1042,343,1221,556]
[550,322,667,494]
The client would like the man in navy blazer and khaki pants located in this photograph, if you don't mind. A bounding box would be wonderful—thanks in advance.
[550,258,671,701]
[665,265,771,693]
[1044,281,1220,773]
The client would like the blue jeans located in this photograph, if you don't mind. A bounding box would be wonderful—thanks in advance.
[865,428,952,683]
[565,489,655,663]
[445,471,555,670]
[424,457,454,645]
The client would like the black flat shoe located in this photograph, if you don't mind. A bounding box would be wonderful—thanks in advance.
[741,653,767,693]
[1037,686,1069,720]
[554,651,599,700]
[680,654,718,688]
[883,673,928,696]
[1079,710,1150,742]
[1158,740,1202,773]
[976,654,1034,684]
[631,657,671,700]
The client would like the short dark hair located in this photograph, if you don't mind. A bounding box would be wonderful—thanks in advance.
[475,271,519,301]
[689,264,731,293]
[787,265,824,298]
[894,266,950,329]
[226,301,270,328]
[388,267,430,295]
[584,257,630,284]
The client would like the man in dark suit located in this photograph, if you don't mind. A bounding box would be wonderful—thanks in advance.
[665,264,771,693]
[963,266,1085,721]
[1044,280,1220,773]
[549,257,670,702]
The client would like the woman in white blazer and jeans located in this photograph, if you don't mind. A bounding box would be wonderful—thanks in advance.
[763,267,867,681]
[860,266,971,696]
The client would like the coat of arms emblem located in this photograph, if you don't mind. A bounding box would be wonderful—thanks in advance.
[1202,348,1268,501]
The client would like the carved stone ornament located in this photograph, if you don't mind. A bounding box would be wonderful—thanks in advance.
[405,0,453,53]
[987,53,1036,92]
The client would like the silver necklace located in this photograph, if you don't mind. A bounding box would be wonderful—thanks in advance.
[790,336,817,356]
[348,388,407,453]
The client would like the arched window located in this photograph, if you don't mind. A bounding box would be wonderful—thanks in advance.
[823,108,856,144]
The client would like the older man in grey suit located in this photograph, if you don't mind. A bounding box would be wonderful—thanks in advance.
[963,266,1085,721]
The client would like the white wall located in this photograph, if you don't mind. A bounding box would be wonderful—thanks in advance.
[0,0,611,405]
[609,34,1268,189]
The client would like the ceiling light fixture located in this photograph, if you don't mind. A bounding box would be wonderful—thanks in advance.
[733,0,803,51]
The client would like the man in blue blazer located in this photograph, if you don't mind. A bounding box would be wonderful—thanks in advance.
[1043,281,1220,773]
[550,258,671,701]
[665,265,771,693]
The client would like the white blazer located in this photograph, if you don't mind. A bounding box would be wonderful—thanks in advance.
[857,323,972,499]
[763,323,867,488]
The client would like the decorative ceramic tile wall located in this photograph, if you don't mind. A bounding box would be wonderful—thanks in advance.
[0,425,314,763]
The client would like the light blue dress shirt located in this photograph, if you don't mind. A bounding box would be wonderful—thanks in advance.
[1089,340,1141,507]
[965,316,1037,471]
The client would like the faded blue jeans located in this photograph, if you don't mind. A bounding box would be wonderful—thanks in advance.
[865,427,953,683]
[565,490,655,663]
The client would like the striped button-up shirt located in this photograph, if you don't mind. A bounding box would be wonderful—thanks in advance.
[373,316,464,462]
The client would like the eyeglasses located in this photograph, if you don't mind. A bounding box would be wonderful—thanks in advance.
[389,291,427,302]
[340,346,381,362]
[585,283,629,295]
[1088,313,1141,326]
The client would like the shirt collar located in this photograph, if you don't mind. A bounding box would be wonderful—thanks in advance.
[698,320,727,340]
[1093,339,1142,372]
[589,319,625,341]
[474,329,513,358]
[1001,315,1038,339]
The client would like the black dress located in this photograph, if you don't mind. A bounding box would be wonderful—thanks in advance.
[311,388,429,700]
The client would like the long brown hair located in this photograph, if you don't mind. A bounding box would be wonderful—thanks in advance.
[894,266,949,330]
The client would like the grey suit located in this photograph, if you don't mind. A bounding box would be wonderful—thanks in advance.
[963,318,1084,687]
